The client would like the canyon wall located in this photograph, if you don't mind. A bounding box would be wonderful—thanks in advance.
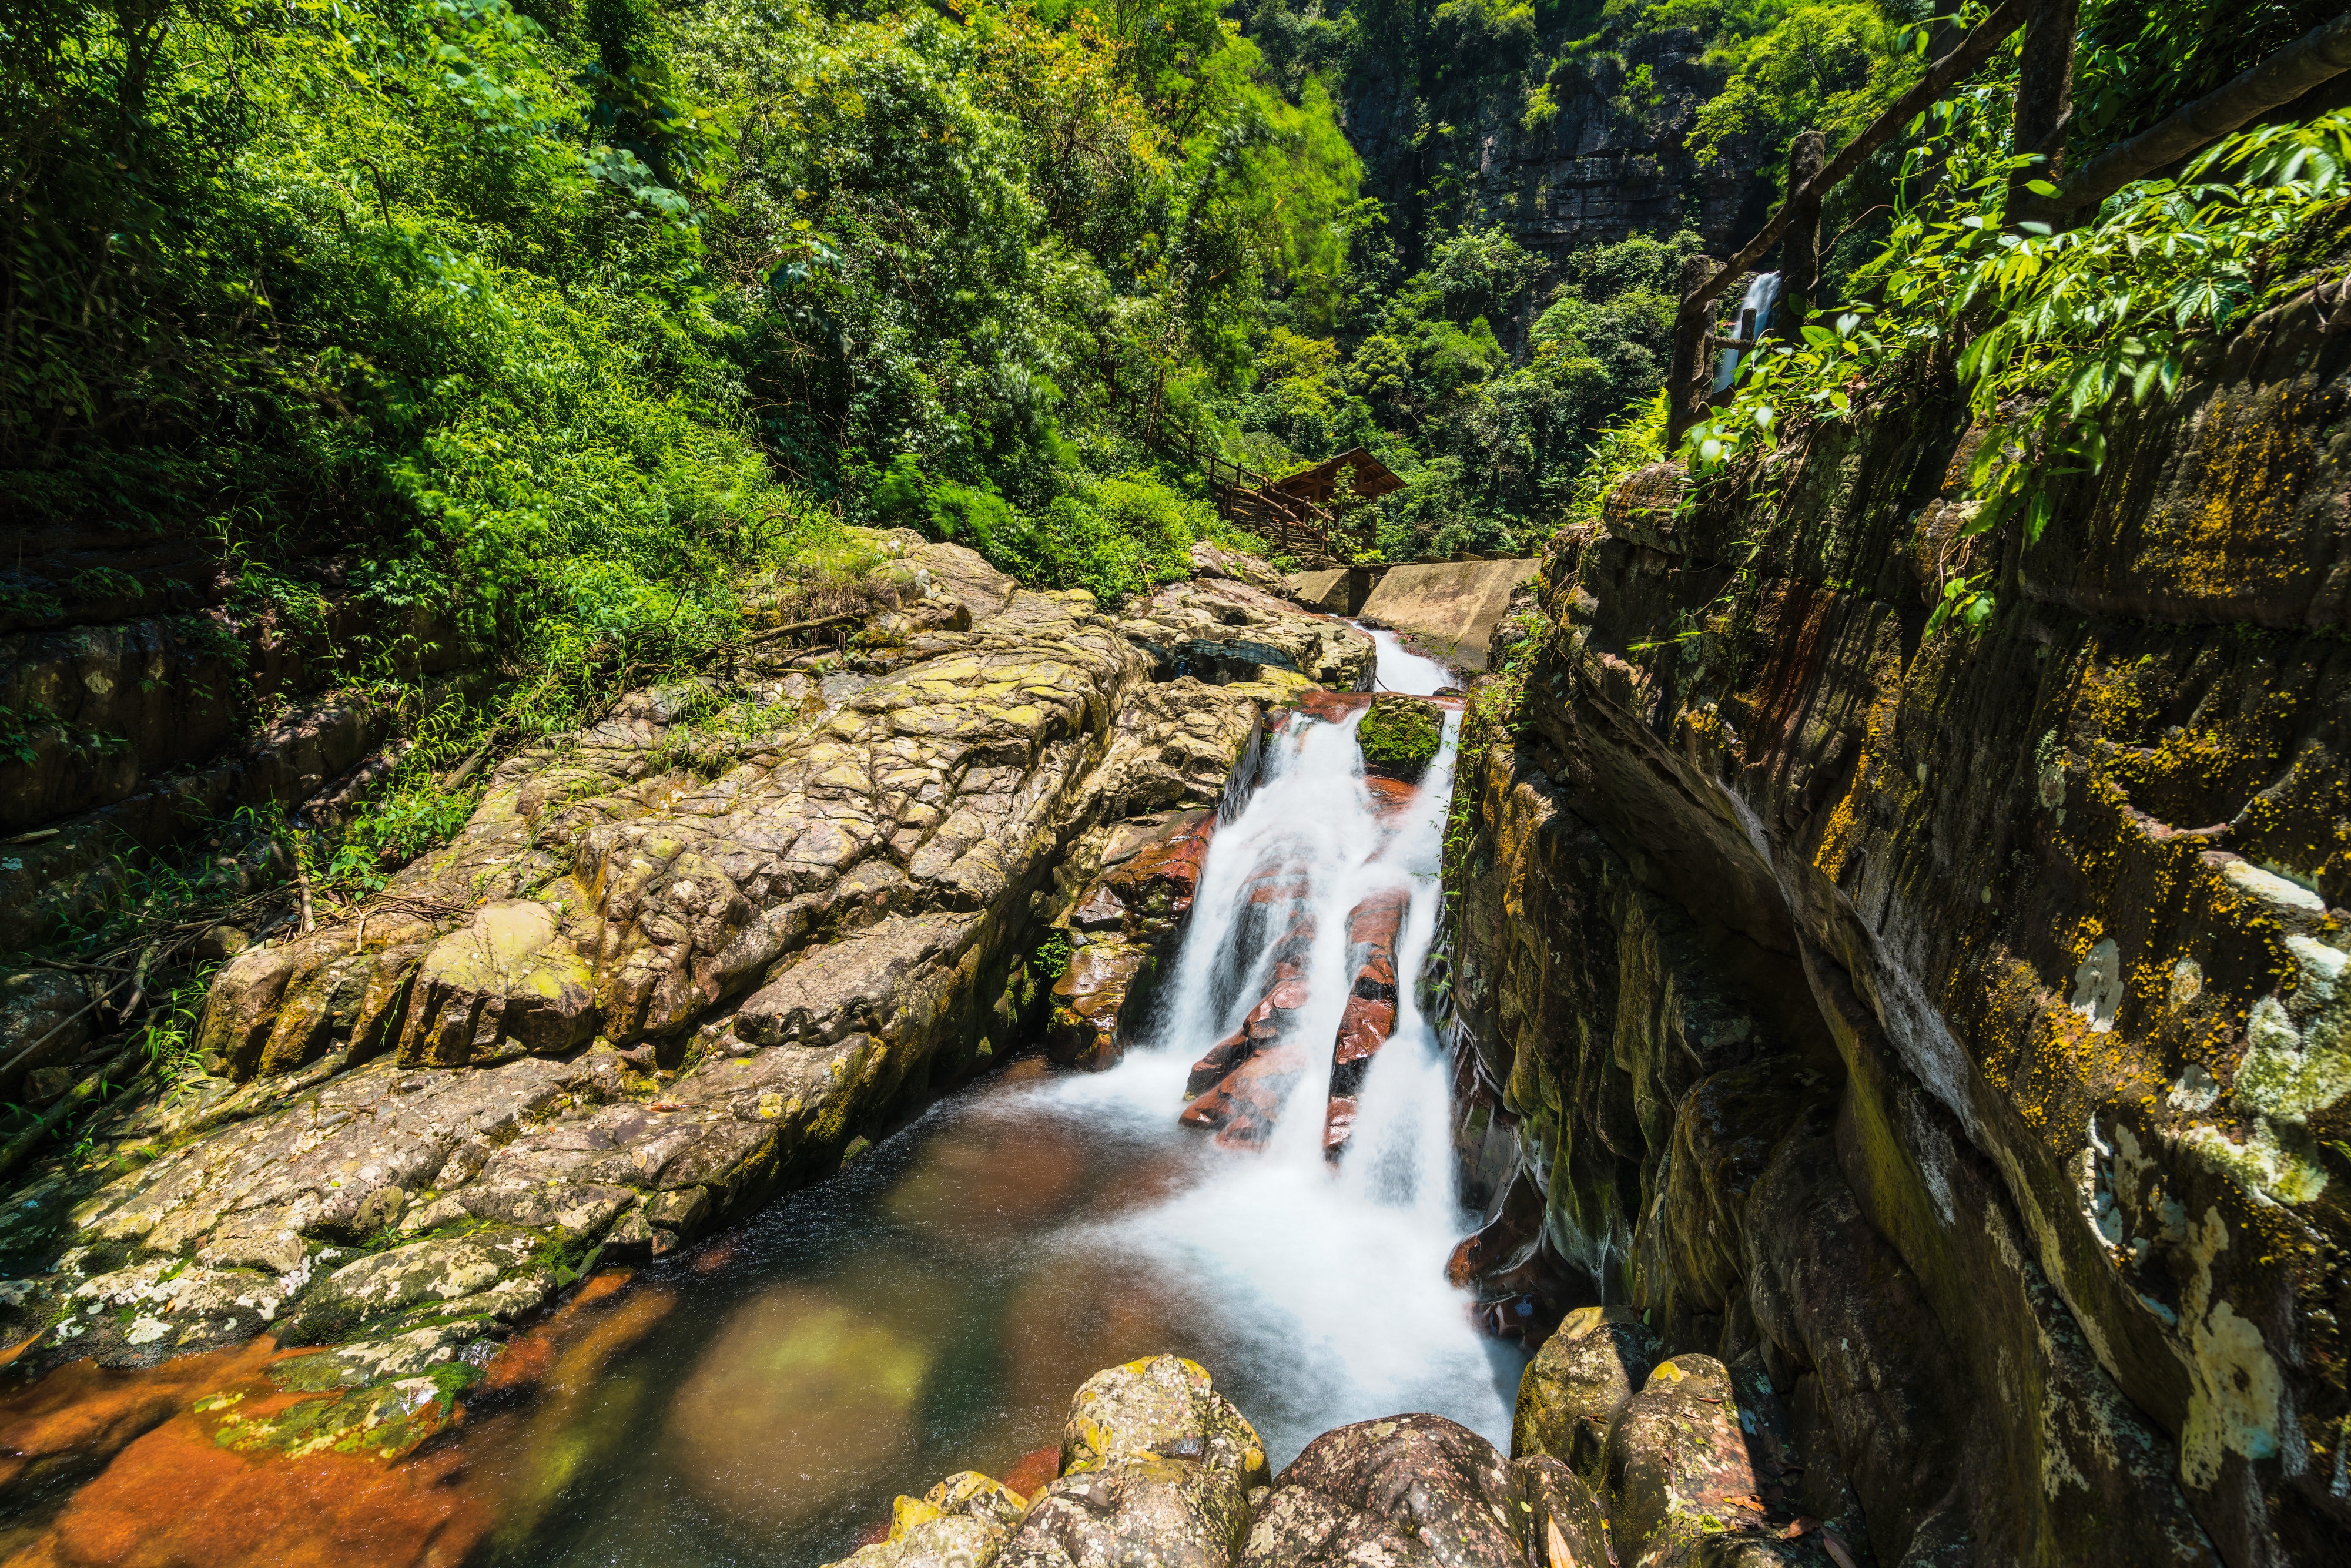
[1316,18,1776,273]
[1449,282,2351,1566]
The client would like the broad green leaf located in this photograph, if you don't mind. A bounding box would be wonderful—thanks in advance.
[2025,491,2053,543]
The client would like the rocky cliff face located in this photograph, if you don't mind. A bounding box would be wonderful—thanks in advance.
[1448,281,2351,1564]
[1327,22,1775,270]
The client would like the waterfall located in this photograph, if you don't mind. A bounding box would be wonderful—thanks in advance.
[1367,628,1454,695]
[1024,639,1515,1460]
[1712,270,1783,393]
[433,635,1522,1565]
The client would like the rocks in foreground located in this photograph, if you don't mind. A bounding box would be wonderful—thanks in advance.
[839,1341,1856,1568]
[1241,1410,1530,1568]
[1003,1355,1269,1568]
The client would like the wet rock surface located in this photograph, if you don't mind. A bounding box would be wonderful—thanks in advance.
[1512,1305,1661,1486]
[1241,1412,1525,1568]
[0,540,1368,1429]
[1047,808,1222,1071]
[1448,279,2351,1563]
[1000,1355,1270,1568]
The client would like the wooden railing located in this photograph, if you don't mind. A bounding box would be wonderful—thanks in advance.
[1665,2,2351,447]
[1111,381,1342,559]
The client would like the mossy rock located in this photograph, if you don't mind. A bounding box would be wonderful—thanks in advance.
[1357,695,1441,782]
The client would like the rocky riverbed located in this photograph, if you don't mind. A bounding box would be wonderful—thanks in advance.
[832,1342,1841,1568]
[0,533,1399,1554]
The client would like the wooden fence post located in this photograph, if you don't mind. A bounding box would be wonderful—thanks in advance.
[1665,253,1720,448]
[2010,0,2080,231]
[1777,130,1826,339]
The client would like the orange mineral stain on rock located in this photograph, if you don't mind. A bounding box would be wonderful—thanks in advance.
[6,1407,488,1568]
[0,1338,280,1493]
[999,1445,1060,1501]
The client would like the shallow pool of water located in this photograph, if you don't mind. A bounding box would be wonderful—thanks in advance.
[458,1048,1521,1567]
[471,688,1522,1567]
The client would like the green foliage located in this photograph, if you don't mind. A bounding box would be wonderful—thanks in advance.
[857,450,1216,604]
[2072,0,2343,159]
[1250,223,1697,559]
[1679,85,2351,641]
[5,0,1344,924]
[1034,930,1072,979]
[1677,1,1919,169]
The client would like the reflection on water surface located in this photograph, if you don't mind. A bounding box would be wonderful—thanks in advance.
[464,1046,1519,1568]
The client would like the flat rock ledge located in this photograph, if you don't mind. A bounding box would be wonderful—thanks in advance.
[0,539,1372,1425]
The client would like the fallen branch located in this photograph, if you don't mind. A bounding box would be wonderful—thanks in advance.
[25,957,133,976]
[0,1037,149,1185]
[742,609,864,647]
[440,742,497,790]
[0,986,123,1082]
[1668,0,2035,441]
[116,937,169,1023]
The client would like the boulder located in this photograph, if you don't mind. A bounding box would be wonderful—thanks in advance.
[1606,1355,1803,1568]
[1512,1305,1662,1485]
[1513,1455,1610,1568]
[277,1225,559,1347]
[999,1355,1268,1568]
[1324,887,1407,1156]
[1190,541,1284,594]
[1240,1411,1526,1568]
[394,899,597,1067]
[1047,941,1147,1070]
[1124,579,1374,690]
[0,967,91,1098]
[1355,695,1443,783]
[828,1472,1032,1568]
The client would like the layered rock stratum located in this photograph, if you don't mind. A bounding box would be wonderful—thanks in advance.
[1447,280,2351,1564]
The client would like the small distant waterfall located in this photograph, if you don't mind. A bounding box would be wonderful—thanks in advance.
[1713,270,1783,393]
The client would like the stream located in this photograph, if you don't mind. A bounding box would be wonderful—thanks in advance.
[468,628,1509,1566]
[0,630,1518,1568]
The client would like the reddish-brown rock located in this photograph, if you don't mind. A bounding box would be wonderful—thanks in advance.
[1046,942,1148,1071]
[1101,810,1217,926]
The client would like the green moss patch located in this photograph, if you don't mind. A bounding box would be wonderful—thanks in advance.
[1358,696,1442,782]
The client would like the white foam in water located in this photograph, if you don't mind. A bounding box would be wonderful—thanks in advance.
[1362,626,1455,696]
[1012,640,1514,1461]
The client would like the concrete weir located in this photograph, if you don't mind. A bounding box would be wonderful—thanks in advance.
[1354,558,1532,671]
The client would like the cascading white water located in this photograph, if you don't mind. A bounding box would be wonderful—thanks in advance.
[1713,270,1783,392]
[1365,627,1455,696]
[1019,644,1516,1460]
[471,639,1522,1567]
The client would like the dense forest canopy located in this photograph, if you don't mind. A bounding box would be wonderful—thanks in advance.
[3,0,2346,904]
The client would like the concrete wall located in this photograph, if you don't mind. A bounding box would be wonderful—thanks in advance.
[1356,558,1533,670]
[1285,567,1381,617]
